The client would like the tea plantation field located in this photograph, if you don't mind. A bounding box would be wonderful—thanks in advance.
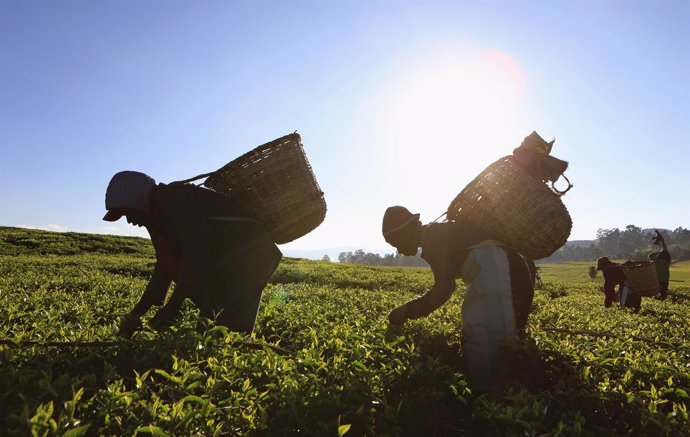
[1,227,689,436]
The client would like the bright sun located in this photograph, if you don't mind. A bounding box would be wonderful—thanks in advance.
[376,49,530,219]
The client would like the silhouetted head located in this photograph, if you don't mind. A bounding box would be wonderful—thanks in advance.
[103,171,156,226]
[382,206,422,256]
[596,256,612,271]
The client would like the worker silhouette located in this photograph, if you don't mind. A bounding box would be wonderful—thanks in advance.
[103,171,282,337]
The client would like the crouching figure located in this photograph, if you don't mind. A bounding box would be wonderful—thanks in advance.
[103,171,282,337]
[382,206,534,394]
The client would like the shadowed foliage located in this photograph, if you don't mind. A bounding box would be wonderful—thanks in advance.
[1,227,689,436]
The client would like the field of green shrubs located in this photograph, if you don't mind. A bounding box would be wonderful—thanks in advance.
[1,226,689,436]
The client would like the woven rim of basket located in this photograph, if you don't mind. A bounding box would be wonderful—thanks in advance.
[447,156,571,259]
[203,133,326,244]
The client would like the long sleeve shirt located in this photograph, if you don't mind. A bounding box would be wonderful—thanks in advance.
[649,250,671,282]
[133,182,282,316]
[400,221,533,326]
[601,263,627,298]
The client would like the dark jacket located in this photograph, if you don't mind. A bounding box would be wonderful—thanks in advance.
[399,221,534,330]
[649,250,671,282]
[600,262,641,310]
[133,183,282,328]
[601,263,626,299]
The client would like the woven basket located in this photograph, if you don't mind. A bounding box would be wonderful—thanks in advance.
[621,261,659,297]
[185,133,326,244]
[446,156,572,260]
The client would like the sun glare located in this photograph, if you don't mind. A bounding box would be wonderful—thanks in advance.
[376,49,529,219]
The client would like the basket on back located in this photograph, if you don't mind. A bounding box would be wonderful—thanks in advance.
[621,261,659,296]
[446,133,572,260]
[195,133,326,244]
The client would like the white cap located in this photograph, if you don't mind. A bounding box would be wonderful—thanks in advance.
[103,171,156,221]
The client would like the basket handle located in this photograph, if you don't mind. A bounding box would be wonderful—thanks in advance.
[550,173,573,195]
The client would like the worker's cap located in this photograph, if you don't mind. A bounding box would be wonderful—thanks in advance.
[103,171,156,221]
[596,256,611,271]
[382,206,420,243]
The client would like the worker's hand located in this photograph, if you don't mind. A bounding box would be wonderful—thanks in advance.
[149,311,177,332]
[388,305,408,325]
[117,313,142,338]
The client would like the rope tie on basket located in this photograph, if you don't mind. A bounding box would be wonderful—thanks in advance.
[550,173,573,196]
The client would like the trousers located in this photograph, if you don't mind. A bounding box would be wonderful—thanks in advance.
[461,244,533,392]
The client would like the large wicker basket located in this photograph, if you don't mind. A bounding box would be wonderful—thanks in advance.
[621,261,659,297]
[181,133,326,244]
[446,156,572,260]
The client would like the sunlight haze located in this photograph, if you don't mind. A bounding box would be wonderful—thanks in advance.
[2,1,688,258]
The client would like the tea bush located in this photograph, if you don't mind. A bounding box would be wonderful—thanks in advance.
[1,228,689,436]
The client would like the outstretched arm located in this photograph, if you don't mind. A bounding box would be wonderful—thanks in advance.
[132,262,172,315]
[148,270,197,329]
[657,232,668,252]
[389,278,456,324]
[149,228,214,329]
[118,263,172,338]
[653,230,669,251]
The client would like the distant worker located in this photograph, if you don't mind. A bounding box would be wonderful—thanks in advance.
[649,230,671,300]
[596,256,641,312]
[382,206,535,395]
[103,171,282,337]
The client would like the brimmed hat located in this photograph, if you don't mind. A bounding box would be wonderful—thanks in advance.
[596,256,612,271]
[382,206,420,243]
[103,171,156,221]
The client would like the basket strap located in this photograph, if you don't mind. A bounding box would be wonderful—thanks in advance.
[425,210,448,227]
[172,171,217,185]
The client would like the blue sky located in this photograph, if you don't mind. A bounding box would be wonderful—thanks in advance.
[2,0,689,256]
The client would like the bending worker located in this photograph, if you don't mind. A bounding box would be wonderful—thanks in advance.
[650,230,671,300]
[103,171,282,337]
[596,256,641,312]
[382,206,534,394]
